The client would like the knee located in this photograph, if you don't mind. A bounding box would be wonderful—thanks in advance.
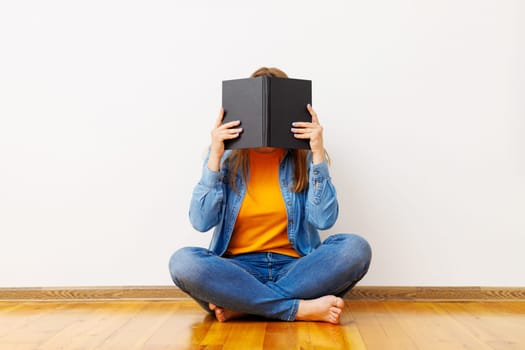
[351,234,372,263]
[168,247,206,287]
[329,233,372,268]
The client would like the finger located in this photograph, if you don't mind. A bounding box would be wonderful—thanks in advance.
[307,104,320,124]
[291,127,310,134]
[292,122,315,128]
[215,108,225,127]
[224,128,242,134]
[293,132,311,139]
[217,128,242,138]
[292,124,321,133]
[223,131,241,139]
[219,120,241,129]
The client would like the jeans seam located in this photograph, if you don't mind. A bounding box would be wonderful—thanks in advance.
[287,299,299,321]
[228,258,266,283]
[268,252,273,281]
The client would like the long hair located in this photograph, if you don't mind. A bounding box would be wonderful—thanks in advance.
[224,67,310,193]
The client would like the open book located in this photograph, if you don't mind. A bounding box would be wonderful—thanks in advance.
[222,76,312,149]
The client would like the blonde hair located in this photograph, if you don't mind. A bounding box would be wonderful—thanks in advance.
[225,67,310,193]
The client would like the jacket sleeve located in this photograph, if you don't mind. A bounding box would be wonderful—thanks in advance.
[188,155,227,232]
[305,161,339,230]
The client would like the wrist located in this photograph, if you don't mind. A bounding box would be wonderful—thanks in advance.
[207,153,221,171]
[311,150,324,165]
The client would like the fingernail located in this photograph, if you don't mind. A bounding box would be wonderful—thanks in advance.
[307,104,311,108]
[292,122,297,126]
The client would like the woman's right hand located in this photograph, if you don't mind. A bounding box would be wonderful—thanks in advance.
[207,108,242,171]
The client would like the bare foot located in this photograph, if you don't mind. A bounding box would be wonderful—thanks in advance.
[209,303,247,322]
[295,295,344,324]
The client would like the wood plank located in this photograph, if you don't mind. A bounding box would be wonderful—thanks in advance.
[141,300,213,349]
[0,302,49,339]
[454,302,525,349]
[199,316,234,348]
[263,321,303,350]
[35,302,117,350]
[0,302,93,349]
[305,321,347,350]
[433,302,509,349]
[385,301,493,350]
[347,301,419,350]
[94,301,179,349]
[222,321,266,350]
[339,317,367,350]
[0,300,523,349]
[36,301,161,350]
[292,320,314,350]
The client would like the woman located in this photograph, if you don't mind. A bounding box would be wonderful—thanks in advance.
[169,67,371,324]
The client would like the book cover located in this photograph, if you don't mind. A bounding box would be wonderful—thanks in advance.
[222,76,312,149]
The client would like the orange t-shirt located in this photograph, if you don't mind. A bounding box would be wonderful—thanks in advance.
[227,149,300,257]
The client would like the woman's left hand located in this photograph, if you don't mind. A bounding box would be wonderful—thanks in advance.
[291,104,325,164]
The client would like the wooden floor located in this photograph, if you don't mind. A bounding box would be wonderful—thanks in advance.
[0,300,524,349]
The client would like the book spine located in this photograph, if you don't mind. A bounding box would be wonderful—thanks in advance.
[262,76,269,146]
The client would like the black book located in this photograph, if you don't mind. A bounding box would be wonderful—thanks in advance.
[222,76,312,149]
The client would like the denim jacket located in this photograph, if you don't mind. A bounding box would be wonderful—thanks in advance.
[189,150,339,256]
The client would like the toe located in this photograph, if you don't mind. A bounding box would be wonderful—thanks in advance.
[215,310,225,322]
[329,314,339,324]
[335,297,345,308]
[331,307,342,315]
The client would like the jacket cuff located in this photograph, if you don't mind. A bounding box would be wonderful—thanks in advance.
[310,161,330,180]
[201,165,221,188]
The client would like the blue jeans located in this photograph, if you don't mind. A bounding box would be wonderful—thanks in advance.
[168,233,371,321]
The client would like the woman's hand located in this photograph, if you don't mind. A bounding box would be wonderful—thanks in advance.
[208,108,242,171]
[291,104,325,164]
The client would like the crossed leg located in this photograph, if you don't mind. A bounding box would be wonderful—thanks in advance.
[169,234,371,323]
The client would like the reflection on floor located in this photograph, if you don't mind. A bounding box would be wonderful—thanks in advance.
[0,300,524,349]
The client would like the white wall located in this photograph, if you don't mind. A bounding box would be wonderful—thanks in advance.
[0,0,523,287]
